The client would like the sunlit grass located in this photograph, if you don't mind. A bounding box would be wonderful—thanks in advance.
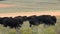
[20,27,32,34]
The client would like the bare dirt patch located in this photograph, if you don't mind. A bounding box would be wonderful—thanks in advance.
[0,4,15,8]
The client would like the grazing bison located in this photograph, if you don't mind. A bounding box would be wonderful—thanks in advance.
[37,15,57,27]
[27,15,57,27]
[0,16,23,29]
[2,17,10,27]
[0,16,24,34]
[0,16,28,28]
[2,17,20,28]
[14,16,23,27]
[27,15,40,27]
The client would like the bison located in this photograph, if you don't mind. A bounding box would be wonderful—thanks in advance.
[27,15,40,27]
[37,15,57,27]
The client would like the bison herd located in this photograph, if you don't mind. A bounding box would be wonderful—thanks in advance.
[0,15,57,34]
[28,15,57,27]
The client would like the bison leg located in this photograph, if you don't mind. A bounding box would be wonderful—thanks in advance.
[16,27,21,34]
[30,24,32,27]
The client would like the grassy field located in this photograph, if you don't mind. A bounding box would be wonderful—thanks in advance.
[0,0,60,13]
[0,0,60,34]
[0,16,60,34]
